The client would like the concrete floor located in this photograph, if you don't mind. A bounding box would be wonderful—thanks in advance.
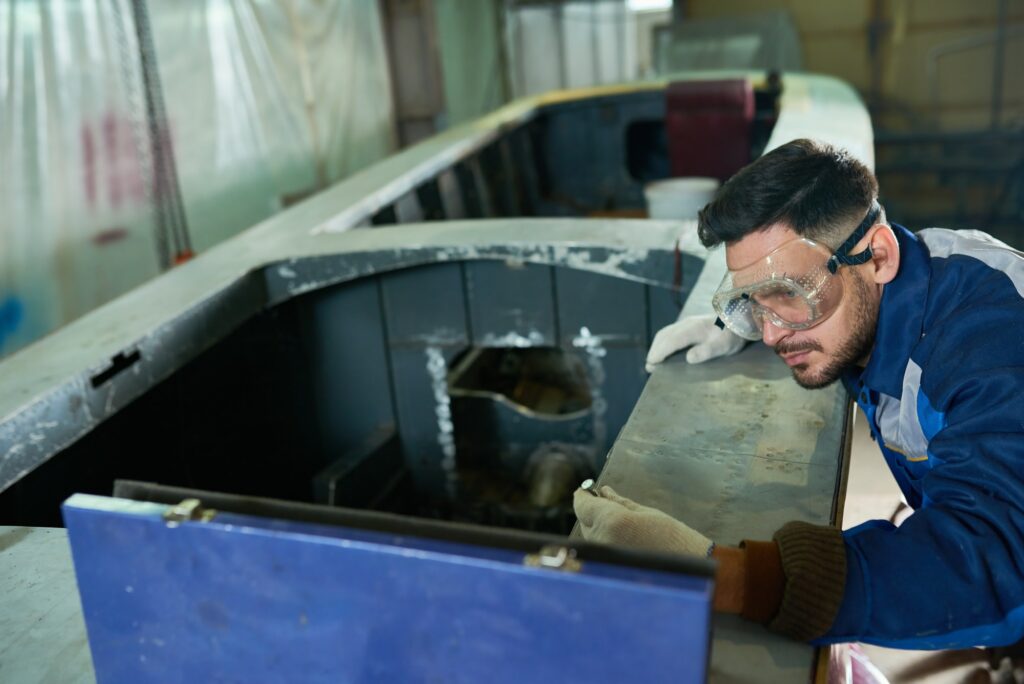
[841,410,1022,684]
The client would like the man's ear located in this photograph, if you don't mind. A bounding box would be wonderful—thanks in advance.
[865,224,900,285]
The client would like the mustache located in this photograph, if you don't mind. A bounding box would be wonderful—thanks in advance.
[774,340,823,355]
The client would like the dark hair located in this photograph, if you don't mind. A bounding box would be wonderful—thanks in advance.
[697,139,881,249]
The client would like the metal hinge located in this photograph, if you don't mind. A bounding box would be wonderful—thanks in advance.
[524,545,582,573]
[163,498,217,527]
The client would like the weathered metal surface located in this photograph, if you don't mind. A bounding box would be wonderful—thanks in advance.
[0,69,872,495]
[312,425,402,508]
[593,344,851,682]
[0,526,94,683]
[556,268,650,460]
[0,220,699,494]
[63,492,714,684]
[296,277,395,462]
[555,267,648,346]
[448,348,597,479]
[563,218,854,682]
[466,261,558,347]
[379,262,469,497]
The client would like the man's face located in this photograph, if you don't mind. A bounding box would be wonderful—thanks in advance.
[725,224,880,389]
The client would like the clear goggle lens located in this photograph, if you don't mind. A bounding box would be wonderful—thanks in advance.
[712,239,844,340]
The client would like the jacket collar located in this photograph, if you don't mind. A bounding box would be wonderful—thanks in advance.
[855,224,930,398]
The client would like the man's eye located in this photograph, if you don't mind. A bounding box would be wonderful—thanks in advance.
[761,286,796,298]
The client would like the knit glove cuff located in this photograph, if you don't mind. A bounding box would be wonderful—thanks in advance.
[769,521,847,642]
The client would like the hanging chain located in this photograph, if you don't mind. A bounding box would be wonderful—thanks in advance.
[130,0,193,264]
[111,0,193,269]
[111,0,170,270]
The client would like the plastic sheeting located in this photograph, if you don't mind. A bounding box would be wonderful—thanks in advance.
[434,0,507,127]
[0,0,395,359]
[505,1,639,99]
[653,10,802,74]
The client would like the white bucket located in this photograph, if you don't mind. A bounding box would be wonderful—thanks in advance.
[643,177,720,221]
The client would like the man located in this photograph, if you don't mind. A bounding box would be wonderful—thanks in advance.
[574,138,1024,648]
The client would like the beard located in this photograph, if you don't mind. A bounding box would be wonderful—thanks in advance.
[775,270,878,390]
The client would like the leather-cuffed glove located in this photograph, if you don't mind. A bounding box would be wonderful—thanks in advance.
[645,313,746,372]
[573,485,713,557]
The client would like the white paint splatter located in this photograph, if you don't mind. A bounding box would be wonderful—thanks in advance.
[425,346,457,498]
[572,326,609,453]
[410,328,464,346]
[479,330,546,348]
[550,245,651,278]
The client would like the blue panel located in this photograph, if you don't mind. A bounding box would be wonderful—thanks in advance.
[647,284,683,344]
[380,264,470,498]
[498,139,524,215]
[479,142,518,217]
[533,94,665,214]
[550,269,650,462]
[465,262,557,345]
[509,127,541,215]
[388,346,465,497]
[297,279,394,462]
[453,162,485,218]
[380,263,469,345]
[554,267,647,345]
[64,496,713,684]
[541,108,595,210]
[450,389,595,477]
[585,346,649,462]
[467,157,496,217]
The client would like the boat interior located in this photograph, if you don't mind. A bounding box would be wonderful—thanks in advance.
[0,76,782,535]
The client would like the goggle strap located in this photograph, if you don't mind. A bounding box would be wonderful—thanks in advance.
[826,201,880,274]
[827,246,874,274]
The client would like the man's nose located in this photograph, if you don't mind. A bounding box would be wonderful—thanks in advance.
[761,319,791,347]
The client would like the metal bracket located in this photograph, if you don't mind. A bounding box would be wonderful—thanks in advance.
[524,545,582,573]
[163,498,217,527]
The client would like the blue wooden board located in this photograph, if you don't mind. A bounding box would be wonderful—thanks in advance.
[63,494,713,684]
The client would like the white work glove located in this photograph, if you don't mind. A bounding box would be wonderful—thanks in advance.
[573,485,713,557]
[645,313,746,372]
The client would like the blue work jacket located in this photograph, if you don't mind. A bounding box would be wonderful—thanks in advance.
[819,224,1024,649]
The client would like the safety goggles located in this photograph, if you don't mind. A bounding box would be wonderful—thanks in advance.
[712,202,880,341]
